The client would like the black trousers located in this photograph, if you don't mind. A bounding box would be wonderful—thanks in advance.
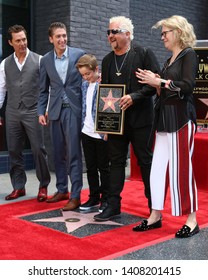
[107,124,153,211]
[81,133,110,202]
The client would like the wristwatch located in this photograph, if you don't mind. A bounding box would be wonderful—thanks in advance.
[160,79,166,88]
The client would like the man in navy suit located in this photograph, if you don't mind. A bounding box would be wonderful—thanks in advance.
[38,22,85,211]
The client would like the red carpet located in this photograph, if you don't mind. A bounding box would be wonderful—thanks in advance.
[0,180,208,260]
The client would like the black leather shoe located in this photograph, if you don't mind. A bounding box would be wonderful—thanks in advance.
[133,218,162,231]
[175,224,199,238]
[94,206,120,221]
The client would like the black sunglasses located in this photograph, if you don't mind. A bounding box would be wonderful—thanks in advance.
[107,29,128,36]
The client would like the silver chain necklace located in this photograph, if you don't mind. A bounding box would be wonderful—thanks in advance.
[114,48,130,76]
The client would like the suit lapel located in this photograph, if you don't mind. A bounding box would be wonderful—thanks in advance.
[126,46,135,91]
[64,47,76,85]
[104,52,114,83]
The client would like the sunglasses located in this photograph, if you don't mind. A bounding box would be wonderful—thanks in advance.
[107,29,128,36]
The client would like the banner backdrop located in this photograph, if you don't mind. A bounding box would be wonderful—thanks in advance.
[193,47,208,125]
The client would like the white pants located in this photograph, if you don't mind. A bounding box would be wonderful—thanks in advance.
[150,121,198,216]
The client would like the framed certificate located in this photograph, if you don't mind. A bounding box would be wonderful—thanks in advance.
[95,84,126,135]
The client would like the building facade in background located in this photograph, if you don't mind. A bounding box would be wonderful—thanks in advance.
[0,0,207,171]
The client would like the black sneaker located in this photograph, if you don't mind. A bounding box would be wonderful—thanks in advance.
[79,198,100,211]
[99,201,108,213]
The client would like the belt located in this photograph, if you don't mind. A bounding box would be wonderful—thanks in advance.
[62,103,70,108]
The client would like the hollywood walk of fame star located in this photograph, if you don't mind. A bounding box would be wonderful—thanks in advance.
[101,89,120,112]
[32,211,123,233]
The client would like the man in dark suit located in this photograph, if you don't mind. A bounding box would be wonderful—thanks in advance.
[94,16,160,221]
[38,22,85,211]
[0,25,50,201]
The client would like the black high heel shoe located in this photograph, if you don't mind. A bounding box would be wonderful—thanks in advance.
[175,224,199,238]
[133,218,162,232]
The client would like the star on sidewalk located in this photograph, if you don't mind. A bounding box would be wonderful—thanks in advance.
[32,210,123,233]
[101,89,120,112]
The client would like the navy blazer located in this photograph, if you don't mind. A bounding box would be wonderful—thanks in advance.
[38,46,85,120]
[102,43,160,128]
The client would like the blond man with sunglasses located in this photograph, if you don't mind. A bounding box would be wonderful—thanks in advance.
[94,16,160,221]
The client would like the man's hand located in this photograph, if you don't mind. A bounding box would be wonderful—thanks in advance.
[39,115,48,126]
[120,94,133,110]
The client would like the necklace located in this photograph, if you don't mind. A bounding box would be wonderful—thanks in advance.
[114,47,130,76]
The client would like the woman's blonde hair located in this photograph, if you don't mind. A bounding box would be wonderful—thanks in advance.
[153,15,196,48]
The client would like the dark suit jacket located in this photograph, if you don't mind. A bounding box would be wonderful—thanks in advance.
[102,43,160,128]
[37,46,85,120]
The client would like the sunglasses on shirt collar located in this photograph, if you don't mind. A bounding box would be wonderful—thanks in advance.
[107,29,128,36]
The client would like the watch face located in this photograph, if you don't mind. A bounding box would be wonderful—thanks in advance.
[161,81,166,88]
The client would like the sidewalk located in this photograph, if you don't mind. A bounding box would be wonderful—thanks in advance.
[0,159,130,204]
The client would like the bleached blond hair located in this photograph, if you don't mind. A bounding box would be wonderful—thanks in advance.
[109,16,134,41]
[153,15,196,48]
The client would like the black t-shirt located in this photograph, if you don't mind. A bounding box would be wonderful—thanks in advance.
[109,53,129,84]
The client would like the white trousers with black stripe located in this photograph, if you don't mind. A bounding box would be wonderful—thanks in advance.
[150,121,198,216]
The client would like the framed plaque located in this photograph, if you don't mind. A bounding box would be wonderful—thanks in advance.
[95,84,126,135]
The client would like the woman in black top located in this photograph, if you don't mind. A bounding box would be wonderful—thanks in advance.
[134,15,199,238]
